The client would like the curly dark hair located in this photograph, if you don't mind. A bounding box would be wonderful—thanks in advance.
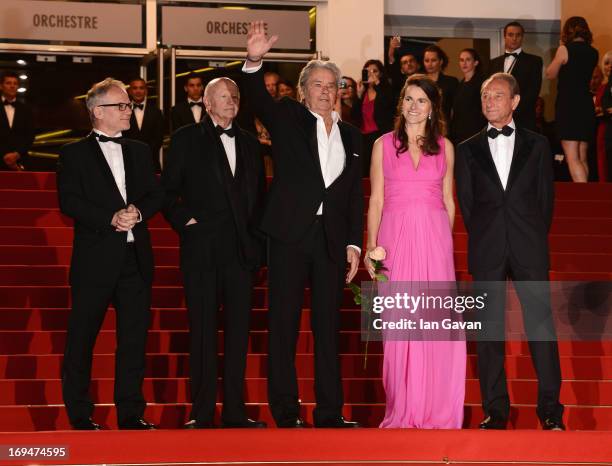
[561,16,593,45]
[423,45,449,71]
[393,74,446,157]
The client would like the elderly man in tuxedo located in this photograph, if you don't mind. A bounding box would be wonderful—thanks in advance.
[0,71,34,170]
[124,77,165,171]
[488,21,543,131]
[243,22,363,428]
[170,73,205,131]
[455,72,564,431]
[57,78,163,430]
[163,77,267,429]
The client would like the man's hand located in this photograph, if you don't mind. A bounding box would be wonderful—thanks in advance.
[346,247,360,283]
[3,152,21,170]
[388,36,400,64]
[111,205,139,232]
[246,21,278,65]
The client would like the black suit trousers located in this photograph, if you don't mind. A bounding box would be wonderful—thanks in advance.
[62,245,150,425]
[267,217,345,425]
[181,220,253,424]
[472,252,563,422]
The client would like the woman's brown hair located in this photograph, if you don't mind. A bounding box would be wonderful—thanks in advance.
[561,16,593,45]
[393,74,446,157]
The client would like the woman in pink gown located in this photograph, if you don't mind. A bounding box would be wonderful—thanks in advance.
[365,75,466,428]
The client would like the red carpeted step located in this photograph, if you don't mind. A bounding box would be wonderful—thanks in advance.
[2,353,611,381]
[0,377,610,406]
[1,329,611,356]
[0,246,180,265]
[0,403,610,431]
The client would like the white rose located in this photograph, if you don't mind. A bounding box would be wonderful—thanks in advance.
[368,246,386,261]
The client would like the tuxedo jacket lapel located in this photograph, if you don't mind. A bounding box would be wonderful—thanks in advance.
[506,128,530,192]
[300,110,326,187]
[475,129,504,191]
[200,117,228,188]
[0,105,10,130]
[87,133,127,207]
[122,142,134,202]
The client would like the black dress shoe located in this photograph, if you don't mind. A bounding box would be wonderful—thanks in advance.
[71,418,102,430]
[277,417,308,428]
[478,416,507,430]
[542,418,566,431]
[222,418,267,428]
[119,418,156,430]
[315,416,361,428]
[183,419,215,429]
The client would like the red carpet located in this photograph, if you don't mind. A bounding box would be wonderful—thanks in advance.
[0,172,611,464]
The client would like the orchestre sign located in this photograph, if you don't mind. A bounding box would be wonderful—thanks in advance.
[161,6,311,50]
[0,0,142,45]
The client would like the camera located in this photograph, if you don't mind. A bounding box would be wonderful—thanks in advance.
[339,79,347,89]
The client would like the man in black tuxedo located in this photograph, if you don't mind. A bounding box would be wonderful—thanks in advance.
[244,22,363,428]
[488,21,543,131]
[163,77,267,429]
[123,77,165,171]
[455,73,564,431]
[1,71,34,170]
[170,73,204,131]
[57,78,163,430]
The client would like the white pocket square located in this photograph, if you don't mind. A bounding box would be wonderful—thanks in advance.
[353,153,360,157]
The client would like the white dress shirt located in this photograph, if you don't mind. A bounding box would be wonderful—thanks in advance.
[210,116,236,176]
[503,48,522,73]
[133,100,145,130]
[188,98,203,122]
[94,130,134,242]
[487,120,516,189]
[2,97,16,129]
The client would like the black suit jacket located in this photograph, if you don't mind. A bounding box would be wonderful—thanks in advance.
[489,52,543,131]
[171,101,201,132]
[162,116,266,268]
[123,103,165,170]
[57,134,164,287]
[0,100,35,169]
[455,126,554,274]
[243,67,364,263]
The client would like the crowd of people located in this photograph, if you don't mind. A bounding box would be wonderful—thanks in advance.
[6,18,609,432]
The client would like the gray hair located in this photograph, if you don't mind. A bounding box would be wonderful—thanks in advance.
[203,77,240,101]
[297,60,342,101]
[85,77,127,121]
[481,72,520,97]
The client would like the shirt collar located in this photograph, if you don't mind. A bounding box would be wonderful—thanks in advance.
[505,48,522,55]
[209,115,233,130]
[309,110,340,125]
[188,97,203,104]
[93,129,123,139]
[2,96,16,104]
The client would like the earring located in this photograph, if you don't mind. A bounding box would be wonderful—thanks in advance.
[428,113,432,120]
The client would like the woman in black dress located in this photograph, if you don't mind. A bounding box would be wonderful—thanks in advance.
[545,16,599,182]
[451,48,486,144]
[423,44,458,130]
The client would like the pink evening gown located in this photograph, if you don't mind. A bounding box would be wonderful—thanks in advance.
[376,132,466,429]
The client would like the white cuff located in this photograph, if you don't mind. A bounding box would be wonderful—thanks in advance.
[347,245,361,255]
[242,61,263,73]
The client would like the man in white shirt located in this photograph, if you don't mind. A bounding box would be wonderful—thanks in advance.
[57,78,163,431]
[170,73,205,131]
[0,71,34,170]
[488,21,543,131]
[243,21,363,428]
[162,77,267,429]
[124,77,165,171]
[455,72,564,431]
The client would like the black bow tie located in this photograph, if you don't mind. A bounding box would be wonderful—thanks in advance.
[95,133,124,144]
[3,100,15,107]
[133,103,144,110]
[487,125,514,139]
[504,52,519,58]
[215,125,235,138]
[189,101,203,108]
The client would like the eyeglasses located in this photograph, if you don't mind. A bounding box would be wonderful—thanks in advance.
[97,102,134,112]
